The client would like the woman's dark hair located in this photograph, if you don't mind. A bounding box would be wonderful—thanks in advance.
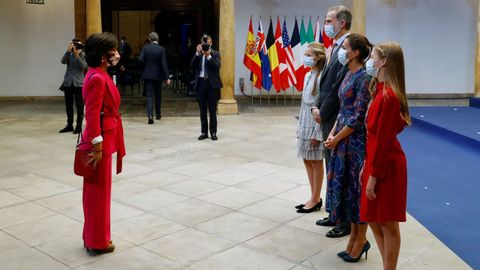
[85,32,118,67]
[347,33,372,63]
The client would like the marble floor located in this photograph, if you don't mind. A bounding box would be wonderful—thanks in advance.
[0,98,473,270]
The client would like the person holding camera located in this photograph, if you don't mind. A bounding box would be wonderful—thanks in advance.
[60,38,87,134]
[190,34,223,140]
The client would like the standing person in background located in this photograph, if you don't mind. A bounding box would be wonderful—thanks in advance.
[323,34,371,263]
[311,5,352,238]
[139,32,171,124]
[80,32,126,255]
[119,36,132,67]
[361,41,410,270]
[191,34,223,141]
[295,42,327,214]
[60,38,87,134]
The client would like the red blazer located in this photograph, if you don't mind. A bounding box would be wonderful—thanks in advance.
[80,67,126,174]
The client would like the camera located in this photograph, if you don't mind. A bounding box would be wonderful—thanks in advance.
[201,43,211,52]
[73,42,84,50]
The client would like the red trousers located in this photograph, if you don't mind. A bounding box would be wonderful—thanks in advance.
[82,154,112,249]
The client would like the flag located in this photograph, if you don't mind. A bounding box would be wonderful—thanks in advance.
[291,18,304,91]
[294,18,309,91]
[306,17,314,43]
[314,17,322,43]
[267,18,282,92]
[281,18,296,90]
[257,19,272,91]
[274,17,287,92]
[243,17,262,89]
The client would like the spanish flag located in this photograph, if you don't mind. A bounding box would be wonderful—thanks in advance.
[243,17,262,89]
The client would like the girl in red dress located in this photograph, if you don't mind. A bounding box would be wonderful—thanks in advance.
[361,41,411,270]
[80,32,126,254]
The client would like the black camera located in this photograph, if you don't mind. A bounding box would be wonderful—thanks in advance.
[73,42,84,50]
[201,43,211,52]
[202,34,208,43]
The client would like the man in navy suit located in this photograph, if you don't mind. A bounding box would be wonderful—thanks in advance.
[139,32,170,124]
[190,34,223,140]
[311,5,352,238]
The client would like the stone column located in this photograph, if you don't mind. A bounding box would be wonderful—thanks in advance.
[86,0,102,37]
[476,2,480,96]
[217,0,239,115]
[350,0,366,35]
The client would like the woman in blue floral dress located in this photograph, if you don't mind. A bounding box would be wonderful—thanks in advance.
[324,34,372,263]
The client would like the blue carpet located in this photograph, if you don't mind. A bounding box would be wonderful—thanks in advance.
[400,107,480,269]
[410,106,480,144]
[470,97,480,109]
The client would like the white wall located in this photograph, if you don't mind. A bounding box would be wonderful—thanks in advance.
[366,0,477,94]
[0,0,74,96]
[234,0,478,95]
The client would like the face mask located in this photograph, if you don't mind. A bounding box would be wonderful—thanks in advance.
[337,48,349,66]
[106,51,120,66]
[324,24,338,38]
[366,59,379,77]
[303,56,315,67]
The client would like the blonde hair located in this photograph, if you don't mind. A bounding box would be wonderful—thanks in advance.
[369,41,411,125]
[307,42,326,96]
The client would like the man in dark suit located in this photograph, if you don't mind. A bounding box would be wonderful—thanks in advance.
[311,5,352,238]
[139,32,170,124]
[190,34,223,141]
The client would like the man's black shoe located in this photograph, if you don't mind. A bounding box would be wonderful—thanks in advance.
[326,226,351,238]
[198,134,208,140]
[211,134,218,141]
[316,217,336,227]
[148,118,154,124]
[59,125,73,133]
[156,115,161,120]
[73,127,82,134]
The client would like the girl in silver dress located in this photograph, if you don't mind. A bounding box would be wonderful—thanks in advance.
[295,42,327,213]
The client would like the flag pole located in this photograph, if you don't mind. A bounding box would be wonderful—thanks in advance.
[284,14,287,106]
[292,86,295,106]
[251,81,253,108]
[268,89,270,106]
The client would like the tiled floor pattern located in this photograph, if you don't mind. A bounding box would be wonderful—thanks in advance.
[0,100,472,270]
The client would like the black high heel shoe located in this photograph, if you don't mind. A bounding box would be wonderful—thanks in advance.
[337,250,349,258]
[295,204,305,209]
[342,241,370,263]
[296,199,323,213]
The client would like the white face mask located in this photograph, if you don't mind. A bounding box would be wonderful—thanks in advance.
[337,48,349,66]
[366,59,379,77]
[324,24,338,38]
[303,56,315,67]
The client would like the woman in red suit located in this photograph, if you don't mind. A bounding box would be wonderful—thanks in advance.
[80,32,126,254]
[360,41,410,270]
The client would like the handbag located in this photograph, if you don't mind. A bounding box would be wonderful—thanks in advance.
[74,143,96,178]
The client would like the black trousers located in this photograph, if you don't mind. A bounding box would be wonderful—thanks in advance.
[63,84,84,127]
[197,78,218,134]
[144,80,162,118]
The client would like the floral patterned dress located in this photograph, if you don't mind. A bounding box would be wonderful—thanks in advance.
[325,68,370,223]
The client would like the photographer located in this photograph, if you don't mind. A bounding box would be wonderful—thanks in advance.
[190,34,223,141]
[60,38,87,134]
